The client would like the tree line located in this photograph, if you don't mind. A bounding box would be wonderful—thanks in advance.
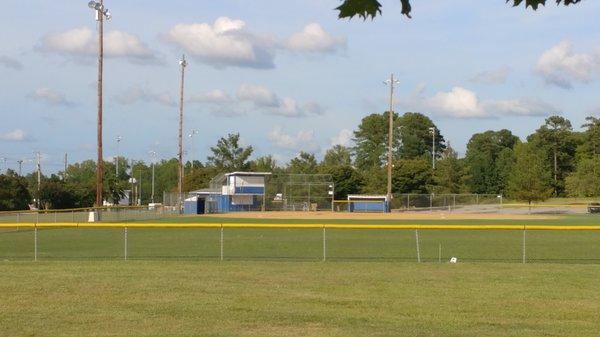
[1,112,600,211]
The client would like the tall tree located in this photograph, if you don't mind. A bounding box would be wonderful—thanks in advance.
[250,155,279,172]
[397,112,445,160]
[434,145,466,194]
[565,156,600,197]
[288,152,318,174]
[527,116,579,196]
[207,133,254,172]
[322,145,353,167]
[353,111,397,170]
[465,129,520,194]
[392,159,433,194]
[0,170,31,211]
[508,143,553,206]
[336,0,582,20]
[577,116,600,159]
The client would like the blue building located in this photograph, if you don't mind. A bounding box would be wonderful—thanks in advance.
[187,172,271,214]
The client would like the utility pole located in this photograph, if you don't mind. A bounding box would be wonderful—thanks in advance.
[17,160,23,176]
[177,54,187,214]
[116,135,122,177]
[88,0,111,208]
[138,169,142,206]
[429,127,436,170]
[188,129,199,173]
[384,74,400,209]
[36,152,41,208]
[149,150,157,203]
[63,153,68,180]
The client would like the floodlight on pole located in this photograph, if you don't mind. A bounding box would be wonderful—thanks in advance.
[149,150,157,203]
[88,0,111,210]
[116,135,122,176]
[429,127,436,169]
[177,54,188,214]
[188,129,199,172]
[383,74,400,208]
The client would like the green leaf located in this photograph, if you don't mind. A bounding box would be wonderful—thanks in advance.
[336,0,382,20]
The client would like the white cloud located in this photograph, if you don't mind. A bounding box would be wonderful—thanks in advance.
[165,18,345,69]
[236,84,279,107]
[0,55,23,70]
[408,86,558,118]
[189,89,232,104]
[39,27,157,63]
[331,129,353,147]
[536,40,600,89]
[471,66,510,85]
[30,87,73,106]
[235,84,324,117]
[285,23,346,53]
[0,129,27,141]
[115,86,175,107]
[268,126,319,152]
[165,17,276,69]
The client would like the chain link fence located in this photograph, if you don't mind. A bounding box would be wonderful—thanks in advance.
[0,206,178,224]
[1,225,599,263]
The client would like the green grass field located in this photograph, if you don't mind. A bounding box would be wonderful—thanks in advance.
[1,214,600,262]
[1,261,599,336]
[2,213,600,336]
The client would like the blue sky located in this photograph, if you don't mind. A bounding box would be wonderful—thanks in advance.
[1,0,599,174]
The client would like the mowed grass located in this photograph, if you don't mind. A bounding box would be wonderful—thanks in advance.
[1,261,599,337]
[2,225,600,262]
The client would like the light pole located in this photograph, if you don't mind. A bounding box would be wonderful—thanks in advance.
[429,127,436,170]
[88,0,111,208]
[116,135,122,177]
[188,129,199,172]
[177,55,187,214]
[384,74,400,209]
[149,150,157,203]
[17,159,23,176]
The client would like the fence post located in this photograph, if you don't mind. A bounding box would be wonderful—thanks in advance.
[124,227,128,260]
[36,212,39,224]
[429,195,433,212]
[522,227,526,264]
[34,226,38,262]
[220,224,224,261]
[71,210,75,222]
[415,229,421,263]
[16,212,20,223]
[322,226,327,262]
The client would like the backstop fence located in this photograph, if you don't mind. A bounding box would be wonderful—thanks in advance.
[1,223,599,263]
[0,206,178,224]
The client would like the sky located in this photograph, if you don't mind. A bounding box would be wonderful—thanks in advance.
[0,0,599,174]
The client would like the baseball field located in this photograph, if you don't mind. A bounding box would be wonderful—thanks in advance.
[1,211,600,336]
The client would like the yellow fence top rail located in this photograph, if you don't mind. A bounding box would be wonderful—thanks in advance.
[1,222,600,231]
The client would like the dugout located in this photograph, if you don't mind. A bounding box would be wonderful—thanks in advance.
[347,194,389,213]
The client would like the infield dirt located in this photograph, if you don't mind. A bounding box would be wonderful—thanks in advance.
[205,211,558,221]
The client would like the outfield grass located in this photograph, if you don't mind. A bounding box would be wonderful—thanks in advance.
[1,261,599,337]
[2,225,600,262]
